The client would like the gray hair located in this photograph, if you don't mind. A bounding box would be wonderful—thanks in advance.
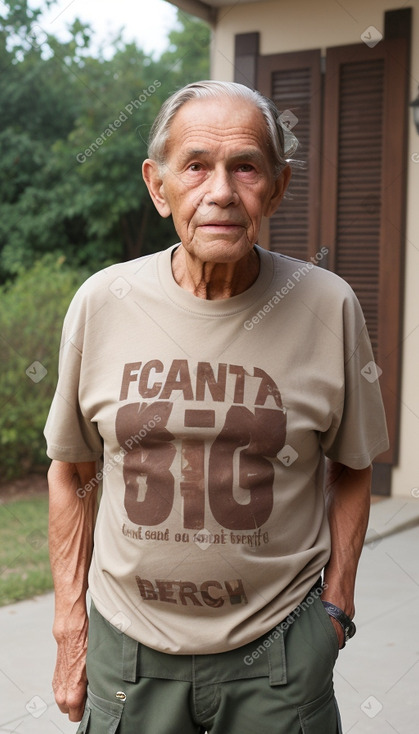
[147,80,298,176]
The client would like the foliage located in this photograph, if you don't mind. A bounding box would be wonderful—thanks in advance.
[0,256,86,478]
[161,10,212,81]
[0,495,52,606]
[0,1,210,280]
[0,2,210,479]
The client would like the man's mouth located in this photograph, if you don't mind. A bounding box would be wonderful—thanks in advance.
[198,222,244,228]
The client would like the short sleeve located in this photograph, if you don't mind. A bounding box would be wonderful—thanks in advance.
[44,289,103,463]
[320,320,389,469]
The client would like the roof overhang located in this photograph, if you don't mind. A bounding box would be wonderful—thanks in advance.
[166,0,262,25]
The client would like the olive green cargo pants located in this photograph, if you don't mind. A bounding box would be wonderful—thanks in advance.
[77,591,342,734]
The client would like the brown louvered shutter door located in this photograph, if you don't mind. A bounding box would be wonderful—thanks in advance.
[321,38,409,473]
[258,50,322,260]
[330,57,384,356]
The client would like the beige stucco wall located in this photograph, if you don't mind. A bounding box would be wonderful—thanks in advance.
[212,0,412,68]
[211,0,419,497]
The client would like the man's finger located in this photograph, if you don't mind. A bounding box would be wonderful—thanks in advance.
[69,705,85,723]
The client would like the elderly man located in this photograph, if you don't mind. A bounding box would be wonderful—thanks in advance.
[45,81,388,734]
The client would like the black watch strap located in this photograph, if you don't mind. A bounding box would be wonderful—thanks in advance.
[322,601,356,647]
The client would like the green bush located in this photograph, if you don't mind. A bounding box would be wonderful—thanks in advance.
[0,256,86,479]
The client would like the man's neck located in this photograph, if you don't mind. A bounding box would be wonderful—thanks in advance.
[171,246,260,300]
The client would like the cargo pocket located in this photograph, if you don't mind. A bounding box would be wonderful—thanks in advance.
[76,687,124,734]
[298,685,342,733]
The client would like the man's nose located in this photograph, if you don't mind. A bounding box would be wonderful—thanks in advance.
[202,168,239,208]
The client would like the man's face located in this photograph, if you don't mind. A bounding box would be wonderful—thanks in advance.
[143,96,290,265]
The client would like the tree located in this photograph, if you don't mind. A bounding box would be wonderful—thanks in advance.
[0,2,210,280]
[161,9,211,82]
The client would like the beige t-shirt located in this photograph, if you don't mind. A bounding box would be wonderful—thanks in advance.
[44,245,388,653]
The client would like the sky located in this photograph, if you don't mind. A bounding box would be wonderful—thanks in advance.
[29,0,179,57]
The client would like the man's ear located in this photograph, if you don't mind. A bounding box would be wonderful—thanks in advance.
[142,159,172,218]
[264,164,292,217]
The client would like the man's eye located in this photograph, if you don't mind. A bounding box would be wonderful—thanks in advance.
[188,163,203,172]
[237,164,255,173]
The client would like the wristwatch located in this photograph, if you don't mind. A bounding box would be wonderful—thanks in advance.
[322,601,356,647]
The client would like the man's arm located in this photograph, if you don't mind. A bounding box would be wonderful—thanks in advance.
[322,460,372,648]
[48,459,99,722]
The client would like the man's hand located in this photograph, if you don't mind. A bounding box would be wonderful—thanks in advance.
[48,459,99,720]
[323,460,372,649]
[52,618,88,722]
